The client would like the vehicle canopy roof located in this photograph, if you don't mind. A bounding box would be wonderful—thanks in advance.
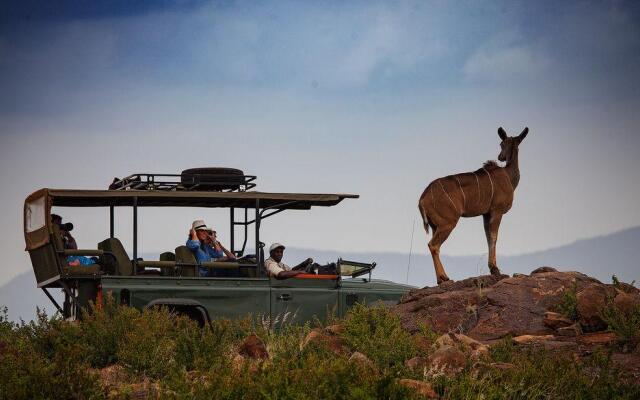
[26,188,358,209]
[23,188,358,250]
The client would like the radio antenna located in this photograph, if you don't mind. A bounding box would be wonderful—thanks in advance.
[405,219,416,284]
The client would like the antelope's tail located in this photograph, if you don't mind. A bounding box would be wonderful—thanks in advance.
[418,202,430,237]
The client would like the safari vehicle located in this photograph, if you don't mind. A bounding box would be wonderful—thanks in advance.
[24,168,413,326]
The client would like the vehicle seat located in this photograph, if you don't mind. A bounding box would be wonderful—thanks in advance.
[98,238,133,276]
[175,246,197,277]
[53,224,101,275]
[159,252,175,276]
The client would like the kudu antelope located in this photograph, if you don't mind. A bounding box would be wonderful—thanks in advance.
[418,127,529,284]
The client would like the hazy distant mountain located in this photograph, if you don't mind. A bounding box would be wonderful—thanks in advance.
[2,227,638,322]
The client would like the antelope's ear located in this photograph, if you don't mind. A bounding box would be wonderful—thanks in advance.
[498,127,507,140]
[517,127,529,142]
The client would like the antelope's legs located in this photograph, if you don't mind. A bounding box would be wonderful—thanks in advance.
[483,213,503,276]
[428,223,457,284]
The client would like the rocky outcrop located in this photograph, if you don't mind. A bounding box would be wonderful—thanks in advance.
[394,268,638,341]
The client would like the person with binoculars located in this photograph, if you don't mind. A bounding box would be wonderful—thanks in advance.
[51,214,96,266]
[186,219,236,277]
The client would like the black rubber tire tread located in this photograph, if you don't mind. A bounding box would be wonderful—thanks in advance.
[180,167,245,191]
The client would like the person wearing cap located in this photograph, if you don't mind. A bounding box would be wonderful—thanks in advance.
[186,219,235,277]
[264,243,313,279]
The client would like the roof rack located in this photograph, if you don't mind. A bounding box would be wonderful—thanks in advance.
[109,172,257,192]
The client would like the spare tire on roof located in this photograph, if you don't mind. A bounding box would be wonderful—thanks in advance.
[180,167,245,191]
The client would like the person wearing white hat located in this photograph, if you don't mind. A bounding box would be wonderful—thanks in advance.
[186,219,235,276]
[264,242,313,279]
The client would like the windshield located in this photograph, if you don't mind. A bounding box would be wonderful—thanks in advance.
[338,259,375,278]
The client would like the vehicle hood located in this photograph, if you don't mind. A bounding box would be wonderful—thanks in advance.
[340,278,416,291]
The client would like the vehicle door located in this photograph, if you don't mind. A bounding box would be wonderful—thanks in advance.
[270,276,339,325]
[102,276,272,321]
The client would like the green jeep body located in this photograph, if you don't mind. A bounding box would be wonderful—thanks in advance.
[23,171,413,325]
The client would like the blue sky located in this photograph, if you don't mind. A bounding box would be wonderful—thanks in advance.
[1,1,640,285]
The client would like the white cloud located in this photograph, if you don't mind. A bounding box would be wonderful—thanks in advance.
[463,33,550,82]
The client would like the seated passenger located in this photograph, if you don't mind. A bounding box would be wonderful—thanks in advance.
[51,214,96,266]
[265,243,313,279]
[186,219,236,277]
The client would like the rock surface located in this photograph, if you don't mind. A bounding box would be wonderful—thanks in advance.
[301,328,346,354]
[576,284,611,332]
[394,269,633,341]
[239,334,269,360]
[427,345,466,375]
[543,311,574,330]
[397,379,438,398]
[434,333,489,359]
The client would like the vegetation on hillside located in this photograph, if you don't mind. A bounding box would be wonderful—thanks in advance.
[0,300,638,400]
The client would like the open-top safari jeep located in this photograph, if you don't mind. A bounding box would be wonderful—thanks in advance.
[24,169,413,325]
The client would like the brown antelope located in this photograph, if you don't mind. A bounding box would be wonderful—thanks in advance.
[418,127,529,284]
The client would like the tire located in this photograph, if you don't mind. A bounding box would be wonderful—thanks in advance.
[180,167,245,191]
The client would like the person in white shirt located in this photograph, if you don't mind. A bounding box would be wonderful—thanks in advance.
[264,243,313,279]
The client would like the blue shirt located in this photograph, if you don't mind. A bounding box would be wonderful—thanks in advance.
[186,239,224,276]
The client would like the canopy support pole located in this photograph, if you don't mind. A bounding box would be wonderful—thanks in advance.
[133,197,138,275]
[42,288,62,313]
[241,208,248,255]
[109,206,114,238]
[230,207,235,253]
[255,200,262,276]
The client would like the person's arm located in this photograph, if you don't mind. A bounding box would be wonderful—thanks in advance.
[275,270,305,279]
[186,230,201,250]
[216,241,236,260]
[292,258,313,271]
[63,231,78,250]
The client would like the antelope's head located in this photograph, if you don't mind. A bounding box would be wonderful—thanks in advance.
[498,127,529,163]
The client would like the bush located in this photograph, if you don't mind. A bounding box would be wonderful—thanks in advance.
[1,302,639,399]
[0,308,102,400]
[601,299,640,349]
[79,295,140,367]
[554,283,579,321]
[342,303,418,370]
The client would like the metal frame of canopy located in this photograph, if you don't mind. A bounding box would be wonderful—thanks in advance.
[24,188,359,277]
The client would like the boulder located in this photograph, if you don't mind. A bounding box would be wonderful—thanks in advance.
[531,266,558,274]
[405,356,428,371]
[434,333,489,359]
[325,324,345,336]
[239,334,269,360]
[301,329,346,354]
[394,270,602,341]
[613,291,640,315]
[556,323,582,337]
[543,311,574,330]
[427,345,466,375]
[578,331,619,346]
[512,335,555,345]
[397,379,438,398]
[349,352,375,368]
[576,284,610,332]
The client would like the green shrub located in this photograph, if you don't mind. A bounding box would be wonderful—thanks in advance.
[601,299,640,348]
[0,308,102,400]
[342,303,418,370]
[79,294,140,368]
[1,302,639,399]
[554,283,579,321]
